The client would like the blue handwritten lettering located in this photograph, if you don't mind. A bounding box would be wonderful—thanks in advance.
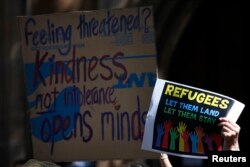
[24,18,72,55]
[101,96,146,141]
[77,8,141,39]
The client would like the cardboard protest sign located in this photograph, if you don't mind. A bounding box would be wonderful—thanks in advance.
[142,78,245,159]
[17,6,159,161]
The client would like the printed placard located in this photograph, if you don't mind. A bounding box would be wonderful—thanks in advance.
[142,78,245,159]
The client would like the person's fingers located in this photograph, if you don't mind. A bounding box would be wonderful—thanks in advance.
[221,126,237,138]
[218,120,240,134]
[218,118,240,139]
[219,117,240,151]
[219,117,227,122]
[160,153,172,167]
